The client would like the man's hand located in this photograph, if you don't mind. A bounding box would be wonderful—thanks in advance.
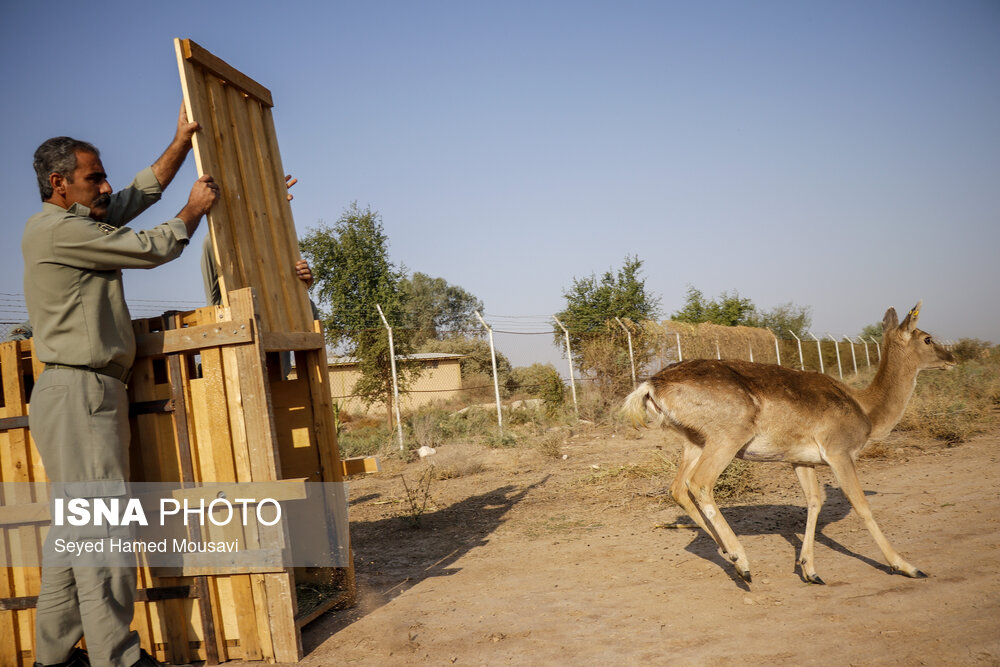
[176,175,220,235]
[175,104,200,147]
[153,104,200,189]
[295,259,314,288]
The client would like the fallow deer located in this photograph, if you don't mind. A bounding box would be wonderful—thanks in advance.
[623,302,955,584]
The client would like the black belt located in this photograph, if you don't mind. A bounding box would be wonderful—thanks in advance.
[46,362,131,384]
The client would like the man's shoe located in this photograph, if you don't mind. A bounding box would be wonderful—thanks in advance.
[131,650,164,667]
[34,648,90,667]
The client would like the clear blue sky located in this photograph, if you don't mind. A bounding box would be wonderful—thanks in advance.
[2,1,998,346]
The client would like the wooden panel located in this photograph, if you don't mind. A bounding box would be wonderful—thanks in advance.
[175,38,313,334]
[2,284,349,663]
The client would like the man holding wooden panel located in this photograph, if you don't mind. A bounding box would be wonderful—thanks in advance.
[22,107,218,667]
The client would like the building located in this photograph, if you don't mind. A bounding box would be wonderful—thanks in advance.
[319,352,465,416]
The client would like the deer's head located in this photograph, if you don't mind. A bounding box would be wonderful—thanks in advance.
[882,301,956,371]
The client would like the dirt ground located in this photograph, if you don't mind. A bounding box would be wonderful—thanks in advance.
[294,422,1000,665]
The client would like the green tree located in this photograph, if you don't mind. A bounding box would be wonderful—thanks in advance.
[672,286,756,326]
[859,322,884,341]
[556,256,661,342]
[300,203,416,418]
[400,272,484,346]
[748,302,812,338]
[555,256,661,392]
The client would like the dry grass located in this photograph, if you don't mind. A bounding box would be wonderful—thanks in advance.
[896,354,1000,444]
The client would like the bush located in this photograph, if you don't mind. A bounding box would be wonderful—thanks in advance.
[510,363,565,413]
[951,338,994,363]
[897,356,1000,443]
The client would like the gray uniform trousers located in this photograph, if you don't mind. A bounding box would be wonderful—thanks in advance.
[30,367,142,667]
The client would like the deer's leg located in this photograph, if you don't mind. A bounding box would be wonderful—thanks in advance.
[669,442,719,540]
[825,453,927,578]
[685,443,752,582]
[792,464,824,584]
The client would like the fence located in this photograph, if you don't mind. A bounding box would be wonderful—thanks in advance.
[322,310,959,448]
[3,306,959,451]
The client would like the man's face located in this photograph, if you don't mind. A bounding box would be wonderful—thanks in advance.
[63,150,112,220]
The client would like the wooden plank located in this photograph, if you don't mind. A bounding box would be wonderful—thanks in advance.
[179,39,274,107]
[134,320,253,357]
[0,416,29,432]
[224,84,285,332]
[164,314,219,665]
[260,331,325,352]
[248,104,312,330]
[342,456,381,476]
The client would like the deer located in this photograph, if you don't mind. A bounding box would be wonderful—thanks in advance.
[622,302,956,584]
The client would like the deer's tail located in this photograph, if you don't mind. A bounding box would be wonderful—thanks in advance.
[622,381,666,428]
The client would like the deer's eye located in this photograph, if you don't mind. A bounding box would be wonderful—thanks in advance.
[924,336,932,345]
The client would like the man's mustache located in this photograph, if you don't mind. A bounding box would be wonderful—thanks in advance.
[92,194,111,209]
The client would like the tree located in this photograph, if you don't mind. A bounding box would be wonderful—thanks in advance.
[673,287,812,337]
[556,256,661,341]
[672,286,755,326]
[300,203,416,418]
[400,272,484,346]
[748,302,812,338]
[860,322,884,341]
[555,256,661,393]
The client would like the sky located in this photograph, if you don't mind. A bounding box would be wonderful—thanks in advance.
[2,1,998,359]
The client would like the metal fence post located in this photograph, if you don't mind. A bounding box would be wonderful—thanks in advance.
[856,336,871,368]
[808,332,824,374]
[376,304,404,451]
[615,317,637,389]
[475,311,503,435]
[869,336,881,363]
[552,315,579,416]
[844,335,858,375]
[789,330,804,370]
[769,329,781,366]
[826,334,843,379]
[675,332,683,362]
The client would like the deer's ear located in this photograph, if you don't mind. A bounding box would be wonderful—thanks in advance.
[900,300,922,334]
[882,307,899,333]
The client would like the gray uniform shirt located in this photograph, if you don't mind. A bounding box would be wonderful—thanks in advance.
[22,166,190,369]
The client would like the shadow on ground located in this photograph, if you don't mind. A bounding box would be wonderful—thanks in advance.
[301,475,549,652]
[677,485,894,587]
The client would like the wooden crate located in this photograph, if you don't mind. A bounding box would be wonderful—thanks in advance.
[0,289,355,665]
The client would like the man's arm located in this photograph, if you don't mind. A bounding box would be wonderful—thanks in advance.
[151,105,199,190]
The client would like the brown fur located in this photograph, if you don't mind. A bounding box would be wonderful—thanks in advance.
[623,301,956,584]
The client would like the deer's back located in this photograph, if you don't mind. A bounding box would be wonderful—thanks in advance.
[649,359,872,463]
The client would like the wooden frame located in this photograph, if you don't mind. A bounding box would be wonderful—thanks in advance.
[0,39,359,665]
[175,37,314,334]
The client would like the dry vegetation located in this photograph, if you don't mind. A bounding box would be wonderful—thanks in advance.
[339,344,999,510]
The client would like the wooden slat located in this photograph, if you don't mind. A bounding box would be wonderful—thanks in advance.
[248,104,312,330]
[179,39,274,107]
[342,456,381,476]
[134,320,253,358]
[260,331,325,353]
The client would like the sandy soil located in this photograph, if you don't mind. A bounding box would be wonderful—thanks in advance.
[294,422,1000,665]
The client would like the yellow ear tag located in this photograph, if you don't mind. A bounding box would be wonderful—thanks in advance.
[909,307,920,319]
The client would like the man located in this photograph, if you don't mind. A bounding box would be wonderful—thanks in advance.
[22,107,218,667]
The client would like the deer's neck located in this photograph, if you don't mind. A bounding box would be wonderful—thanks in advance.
[853,350,919,440]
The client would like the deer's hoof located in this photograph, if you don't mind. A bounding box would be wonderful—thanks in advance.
[806,574,825,585]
